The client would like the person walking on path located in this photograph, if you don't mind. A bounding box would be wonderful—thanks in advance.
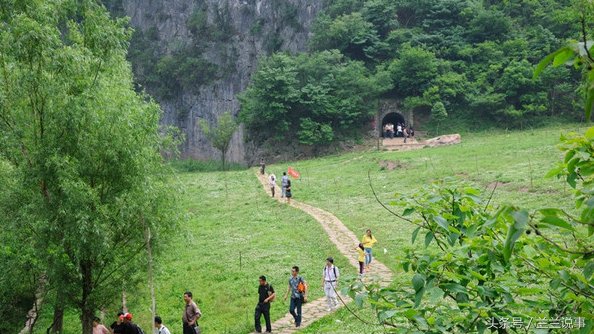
[322,257,340,311]
[285,179,292,204]
[93,316,110,334]
[268,173,277,197]
[260,158,266,175]
[283,266,307,328]
[356,243,365,278]
[182,291,202,334]
[362,229,378,271]
[255,275,276,333]
[281,172,289,198]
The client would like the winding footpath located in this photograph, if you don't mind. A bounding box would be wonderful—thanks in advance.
[254,172,393,333]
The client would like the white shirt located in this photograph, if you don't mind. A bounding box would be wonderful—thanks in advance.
[155,325,171,334]
[323,265,340,282]
[269,174,276,187]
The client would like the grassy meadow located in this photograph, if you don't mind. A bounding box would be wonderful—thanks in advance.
[30,123,582,333]
[281,123,583,332]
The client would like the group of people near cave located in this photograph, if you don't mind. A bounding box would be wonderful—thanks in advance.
[383,122,414,142]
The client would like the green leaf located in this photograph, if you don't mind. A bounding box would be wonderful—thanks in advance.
[440,283,467,294]
[534,47,570,78]
[434,215,449,229]
[504,210,528,262]
[424,231,434,247]
[378,309,397,323]
[552,48,575,66]
[584,261,594,280]
[414,287,425,308]
[540,216,574,231]
[412,274,425,292]
[403,207,415,216]
[411,226,421,244]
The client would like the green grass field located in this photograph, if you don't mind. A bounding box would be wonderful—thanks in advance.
[30,123,582,333]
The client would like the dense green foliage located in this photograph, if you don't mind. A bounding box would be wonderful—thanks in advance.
[0,1,176,332]
[242,0,584,146]
[239,51,389,146]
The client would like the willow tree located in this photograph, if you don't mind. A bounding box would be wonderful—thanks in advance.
[0,1,176,332]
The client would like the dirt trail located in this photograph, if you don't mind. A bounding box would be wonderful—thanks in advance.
[254,172,393,333]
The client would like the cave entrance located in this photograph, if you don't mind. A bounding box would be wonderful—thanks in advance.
[381,112,405,137]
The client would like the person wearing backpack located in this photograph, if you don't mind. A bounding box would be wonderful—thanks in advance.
[322,257,340,311]
[283,266,307,328]
[255,275,276,333]
[119,313,145,334]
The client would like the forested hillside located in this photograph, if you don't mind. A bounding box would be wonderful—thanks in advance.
[240,0,584,149]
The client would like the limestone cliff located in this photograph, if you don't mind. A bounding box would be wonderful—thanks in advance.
[111,0,325,164]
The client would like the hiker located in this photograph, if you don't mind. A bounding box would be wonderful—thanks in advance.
[119,313,143,334]
[182,291,202,334]
[110,311,125,334]
[284,266,307,328]
[154,316,171,334]
[322,257,340,311]
[281,172,289,197]
[268,173,276,197]
[286,179,292,204]
[255,275,276,333]
[396,123,403,137]
[403,127,409,143]
[356,243,365,278]
[93,316,110,334]
[362,229,378,271]
[260,158,266,175]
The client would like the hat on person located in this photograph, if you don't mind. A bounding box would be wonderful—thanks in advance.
[119,312,132,320]
[326,257,334,263]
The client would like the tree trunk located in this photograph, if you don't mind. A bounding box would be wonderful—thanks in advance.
[80,261,94,334]
[48,304,64,334]
[19,275,47,334]
[142,216,156,324]
[221,149,227,171]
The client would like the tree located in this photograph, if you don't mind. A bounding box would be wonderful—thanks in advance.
[0,1,176,332]
[431,101,447,135]
[388,45,439,97]
[200,112,239,171]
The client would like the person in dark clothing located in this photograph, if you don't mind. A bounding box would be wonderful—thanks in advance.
[110,311,125,334]
[120,313,143,334]
[255,275,276,333]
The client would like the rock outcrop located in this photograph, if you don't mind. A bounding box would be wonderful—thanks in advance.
[115,0,325,164]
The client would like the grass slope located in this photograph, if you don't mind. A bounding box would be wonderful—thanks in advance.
[271,124,581,332]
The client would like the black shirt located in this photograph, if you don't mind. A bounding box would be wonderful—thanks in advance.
[111,322,125,334]
[258,283,274,304]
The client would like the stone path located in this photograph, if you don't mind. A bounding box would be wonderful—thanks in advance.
[254,172,393,333]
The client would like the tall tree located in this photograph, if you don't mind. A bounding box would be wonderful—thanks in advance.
[0,1,176,332]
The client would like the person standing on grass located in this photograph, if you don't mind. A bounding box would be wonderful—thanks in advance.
[322,257,340,311]
[255,275,276,333]
[155,316,171,334]
[286,179,292,204]
[356,243,365,278]
[281,172,289,197]
[268,173,277,197]
[284,266,307,328]
[93,316,110,334]
[182,291,202,334]
[362,229,378,271]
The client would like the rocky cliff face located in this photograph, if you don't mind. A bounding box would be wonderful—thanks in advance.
[117,0,325,165]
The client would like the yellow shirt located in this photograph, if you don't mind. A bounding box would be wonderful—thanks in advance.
[362,235,377,248]
[356,248,365,262]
